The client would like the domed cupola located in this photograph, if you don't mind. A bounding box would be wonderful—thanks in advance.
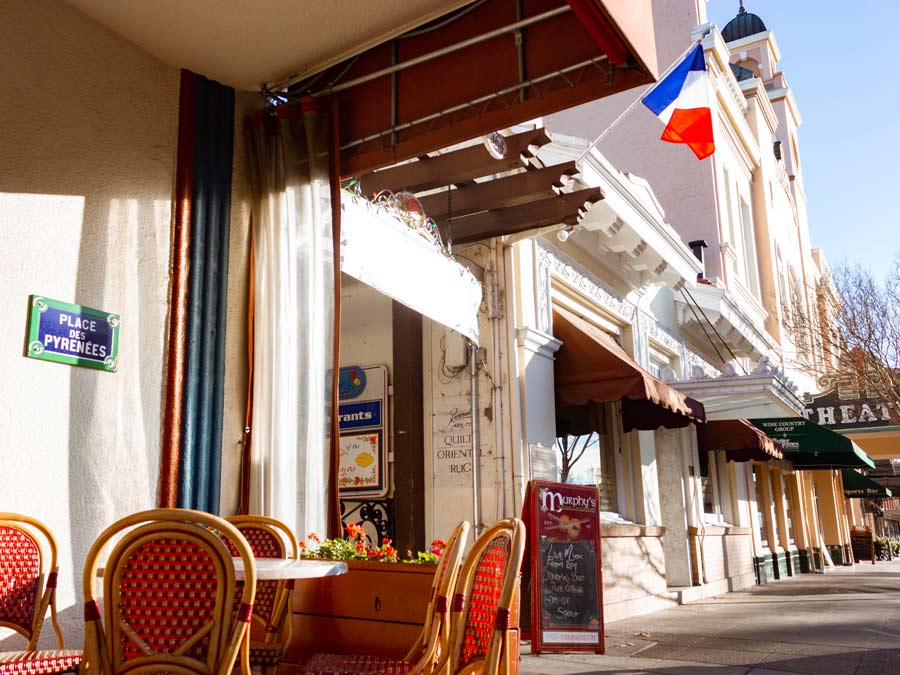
[722,1,767,42]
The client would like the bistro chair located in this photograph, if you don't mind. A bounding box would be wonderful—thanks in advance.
[438,518,525,675]
[0,513,81,675]
[224,515,299,675]
[303,521,471,675]
[80,508,257,675]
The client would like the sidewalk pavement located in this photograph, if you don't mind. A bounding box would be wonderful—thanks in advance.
[521,560,900,675]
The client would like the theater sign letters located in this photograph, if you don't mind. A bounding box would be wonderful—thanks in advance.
[802,388,897,430]
[25,295,119,372]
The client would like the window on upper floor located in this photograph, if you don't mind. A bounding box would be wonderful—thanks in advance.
[737,58,761,78]
[739,198,761,299]
[722,168,737,246]
[647,340,679,381]
[791,133,801,176]
[788,272,811,359]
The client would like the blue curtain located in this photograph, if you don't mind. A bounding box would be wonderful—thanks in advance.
[178,72,235,513]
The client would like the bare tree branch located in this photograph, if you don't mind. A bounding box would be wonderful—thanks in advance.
[782,258,900,423]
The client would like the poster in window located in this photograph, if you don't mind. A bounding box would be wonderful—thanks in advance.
[338,365,389,497]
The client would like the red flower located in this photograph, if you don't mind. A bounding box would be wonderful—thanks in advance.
[308,532,320,543]
[299,541,307,550]
[346,522,365,541]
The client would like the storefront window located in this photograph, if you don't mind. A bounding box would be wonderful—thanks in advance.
[700,451,728,523]
[555,404,618,514]
[700,451,717,518]
[753,466,769,547]
[783,477,795,543]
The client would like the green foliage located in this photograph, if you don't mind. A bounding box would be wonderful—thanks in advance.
[406,550,440,565]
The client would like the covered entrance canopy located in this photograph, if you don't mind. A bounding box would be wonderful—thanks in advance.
[698,419,784,463]
[841,469,893,499]
[748,418,876,469]
[553,305,705,431]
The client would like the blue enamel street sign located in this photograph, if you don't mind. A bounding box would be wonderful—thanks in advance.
[25,295,120,372]
[338,400,382,430]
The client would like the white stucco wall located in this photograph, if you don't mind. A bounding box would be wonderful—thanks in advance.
[339,275,394,370]
[0,0,256,649]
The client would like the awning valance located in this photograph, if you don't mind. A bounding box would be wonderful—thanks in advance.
[553,306,705,431]
[698,419,784,463]
[841,469,893,499]
[341,191,482,343]
[748,418,876,469]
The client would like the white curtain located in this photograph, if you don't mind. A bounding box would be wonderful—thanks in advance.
[245,106,334,538]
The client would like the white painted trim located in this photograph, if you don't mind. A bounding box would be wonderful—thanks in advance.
[515,326,562,360]
[550,287,623,337]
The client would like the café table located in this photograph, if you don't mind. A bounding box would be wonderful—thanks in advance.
[97,558,348,580]
[232,557,347,580]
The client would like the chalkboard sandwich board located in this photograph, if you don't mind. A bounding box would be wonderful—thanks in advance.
[522,480,603,654]
[850,527,875,565]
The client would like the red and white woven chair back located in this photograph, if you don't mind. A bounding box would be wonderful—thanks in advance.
[83,509,256,675]
[446,519,525,675]
[224,517,296,632]
[0,513,63,651]
[0,524,42,640]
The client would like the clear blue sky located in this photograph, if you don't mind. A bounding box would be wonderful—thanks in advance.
[707,1,900,279]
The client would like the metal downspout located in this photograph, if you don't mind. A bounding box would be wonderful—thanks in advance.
[470,341,482,536]
[490,240,508,519]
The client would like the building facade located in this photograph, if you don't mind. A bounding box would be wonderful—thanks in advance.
[541,0,878,590]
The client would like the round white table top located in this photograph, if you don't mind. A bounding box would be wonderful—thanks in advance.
[232,558,348,581]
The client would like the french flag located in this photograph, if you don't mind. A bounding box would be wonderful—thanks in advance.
[642,44,715,160]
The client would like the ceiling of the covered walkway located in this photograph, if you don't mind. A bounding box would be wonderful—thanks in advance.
[65,0,473,90]
[67,0,658,175]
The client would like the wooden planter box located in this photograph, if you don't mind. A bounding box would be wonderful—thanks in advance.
[281,559,521,675]
[283,560,436,670]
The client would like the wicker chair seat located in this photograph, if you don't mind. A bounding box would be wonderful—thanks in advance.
[0,649,82,675]
[249,641,284,667]
[303,652,413,675]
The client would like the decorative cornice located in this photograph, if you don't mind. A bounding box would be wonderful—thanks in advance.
[536,240,636,324]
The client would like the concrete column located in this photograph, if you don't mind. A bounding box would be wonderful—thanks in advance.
[799,472,824,571]
[635,430,663,526]
[848,498,864,527]
[744,463,765,554]
[835,472,853,565]
[787,474,808,550]
[655,427,692,587]
[757,465,779,551]
[812,470,846,564]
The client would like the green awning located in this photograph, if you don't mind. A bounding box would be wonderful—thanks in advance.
[841,469,893,498]
[748,417,876,469]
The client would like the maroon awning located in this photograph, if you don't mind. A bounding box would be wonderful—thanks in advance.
[698,419,784,462]
[553,306,705,431]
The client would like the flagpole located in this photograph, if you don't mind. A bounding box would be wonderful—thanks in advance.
[577,38,703,162]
